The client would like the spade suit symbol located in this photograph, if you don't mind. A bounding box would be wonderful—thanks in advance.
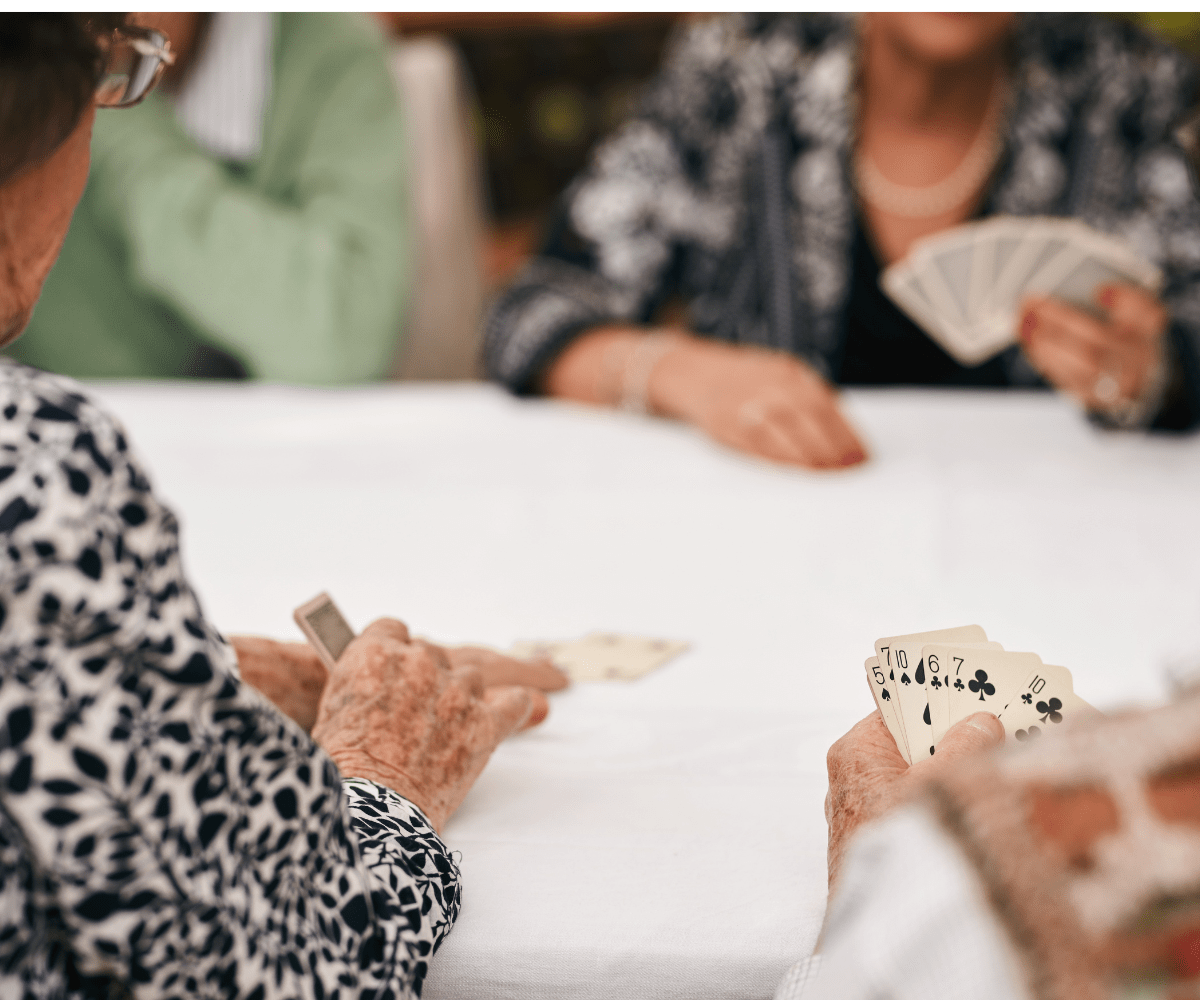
[968,669,995,702]
[922,703,930,725]
[881,688,891,702]
[915,659,925,685]
[900,673,911,685]
[1036,698,1063,724]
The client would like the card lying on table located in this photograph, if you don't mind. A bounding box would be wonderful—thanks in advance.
[863,625,1099,763]
[510,632,689,682]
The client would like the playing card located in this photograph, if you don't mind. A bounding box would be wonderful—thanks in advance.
[921,641,1004,745]
[875,625,988,763]
[944,648,1043,733]
[915,234,974,330]
[865,656,907,762]
[996,663,1099,743]
[880,214,1162,368]
[512,633,688,682]
[880,261,952,344]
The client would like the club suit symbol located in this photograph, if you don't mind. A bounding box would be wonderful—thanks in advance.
[968,669,995,702]
[1036,698,1063,724]
[953,678,964,691]
[1022,692,1033,704]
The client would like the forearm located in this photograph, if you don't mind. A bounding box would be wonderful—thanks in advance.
[88,91,408,383]
[544,324,722,417]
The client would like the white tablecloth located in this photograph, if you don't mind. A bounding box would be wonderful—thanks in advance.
[85,381,1200,1000]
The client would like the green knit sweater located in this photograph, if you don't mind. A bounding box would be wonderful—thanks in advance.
[13,13,411,383]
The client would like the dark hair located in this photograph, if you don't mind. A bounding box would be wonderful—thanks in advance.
[0,14,125,187]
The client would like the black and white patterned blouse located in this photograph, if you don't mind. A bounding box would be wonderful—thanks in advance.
[485,13,1200,430]
[0,360,459,997]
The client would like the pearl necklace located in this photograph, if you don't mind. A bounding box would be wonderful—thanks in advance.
[854,76,1006,219]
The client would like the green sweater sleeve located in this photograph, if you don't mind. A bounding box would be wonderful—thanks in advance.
[87,26,411,384]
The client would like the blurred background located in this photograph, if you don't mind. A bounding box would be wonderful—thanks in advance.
[13,13,1200,386]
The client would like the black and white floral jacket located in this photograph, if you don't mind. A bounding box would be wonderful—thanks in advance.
[0,360,458,998]
[484,13,1200,429]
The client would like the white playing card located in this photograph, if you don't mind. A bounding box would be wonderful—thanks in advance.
[512,632,688,682]
[921,641,1004,745]
[865,656,908,763]
[944,648,1043,732]
[925,239,975,328]
[910,237,973,333]
[880,214,1162,368]
[880,261,952,345]
[996,663,1099,743]
[875,625,988,763]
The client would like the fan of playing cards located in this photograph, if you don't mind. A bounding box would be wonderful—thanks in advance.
[865,624,1100,764]
[881,216,1163,366]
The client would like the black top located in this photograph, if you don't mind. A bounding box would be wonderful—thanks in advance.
[836,220,1010,387]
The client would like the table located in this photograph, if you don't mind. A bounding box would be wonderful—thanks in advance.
[86,381,1200,1000]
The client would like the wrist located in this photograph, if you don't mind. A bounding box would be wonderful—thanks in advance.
[324,747,428,806]
[647,335,727,421]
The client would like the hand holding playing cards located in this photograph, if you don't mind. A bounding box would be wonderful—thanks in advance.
[312,618,548,831]
[233,635,566,735]
[1020,283,1168,414]
[653,339,868,469]
[825,709,1004,890]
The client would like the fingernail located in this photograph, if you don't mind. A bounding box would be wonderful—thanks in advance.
[841,450,864,466]
[966,714,1003,743]
[1019,312,1036,344]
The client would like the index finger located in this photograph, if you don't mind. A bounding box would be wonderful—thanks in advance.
[447,646,570,691]
[481,685,538,743]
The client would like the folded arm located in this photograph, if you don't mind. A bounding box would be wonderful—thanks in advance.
[85,42,410,384]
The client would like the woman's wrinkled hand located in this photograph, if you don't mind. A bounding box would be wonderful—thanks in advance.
[1019,283,1168,414]
[233,636,568,736]
[824,709,1004,890]
[311,618,549,831]
[652,340,868,469]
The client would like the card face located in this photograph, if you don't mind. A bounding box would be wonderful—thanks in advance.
[944,649,1043,733]
[865,656,907,763]
[996,664,1098,743]
[922,641,1004,745]
[511,633,688,682]
[875,625,987,762]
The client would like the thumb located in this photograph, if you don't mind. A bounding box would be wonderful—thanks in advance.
[933,712,1004,762]
[481,685,537,744]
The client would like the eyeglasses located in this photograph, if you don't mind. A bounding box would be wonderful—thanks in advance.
[94,25,175,109]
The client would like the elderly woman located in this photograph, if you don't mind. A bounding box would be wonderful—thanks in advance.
[485,14,1200,468]
[0,14,562,997]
